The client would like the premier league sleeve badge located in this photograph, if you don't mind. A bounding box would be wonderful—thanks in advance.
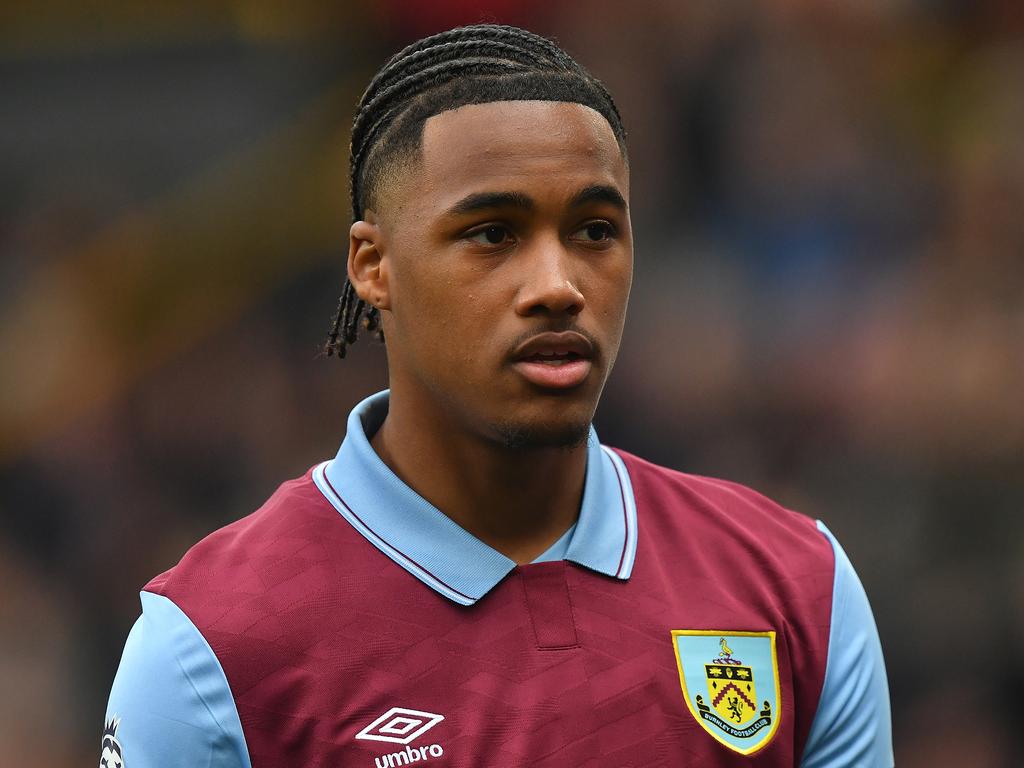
[99,717,124,768]
[671,630,781,755]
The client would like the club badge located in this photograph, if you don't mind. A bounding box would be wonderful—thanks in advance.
[671,630,780,755]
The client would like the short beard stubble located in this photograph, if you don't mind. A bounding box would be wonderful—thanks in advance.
[493,416,592,451]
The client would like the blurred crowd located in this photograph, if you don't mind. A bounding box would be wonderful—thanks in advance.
[1,1,1022,765]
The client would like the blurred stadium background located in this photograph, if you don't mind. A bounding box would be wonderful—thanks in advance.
[1,1,1022,765]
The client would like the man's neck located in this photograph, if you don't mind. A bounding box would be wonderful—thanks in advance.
[370,391,587,565]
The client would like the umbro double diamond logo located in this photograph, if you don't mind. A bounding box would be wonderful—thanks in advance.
[356,707,444,745]
[356,707,446,768]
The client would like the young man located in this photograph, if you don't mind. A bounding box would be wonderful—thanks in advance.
[104,24,892,767]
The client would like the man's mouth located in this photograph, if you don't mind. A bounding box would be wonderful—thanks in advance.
[519,349,586,366]
[510,332,595,389]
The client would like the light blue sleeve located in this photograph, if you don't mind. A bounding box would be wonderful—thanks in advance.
[801,522,893,768]
[102,591,252,768]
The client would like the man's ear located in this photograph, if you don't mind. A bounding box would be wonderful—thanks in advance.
[348,211,391,311]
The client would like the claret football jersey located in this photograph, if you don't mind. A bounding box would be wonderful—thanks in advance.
[103,391,892,767]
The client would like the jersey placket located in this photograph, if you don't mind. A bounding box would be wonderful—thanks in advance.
[518,560,581,650]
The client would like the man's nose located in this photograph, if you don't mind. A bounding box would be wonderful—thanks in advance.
[513,237,585,317]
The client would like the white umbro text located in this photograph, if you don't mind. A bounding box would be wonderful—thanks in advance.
[374,744,444,767]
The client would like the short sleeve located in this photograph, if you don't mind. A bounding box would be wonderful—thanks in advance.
[102,591,251,768]
[801,522,894,768]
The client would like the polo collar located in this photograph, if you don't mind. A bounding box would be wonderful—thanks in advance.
[311,390,637,606]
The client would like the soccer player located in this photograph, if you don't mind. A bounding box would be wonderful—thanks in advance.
[103,24,892,767]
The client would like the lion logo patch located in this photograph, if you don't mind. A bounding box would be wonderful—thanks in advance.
[99,717,124,768]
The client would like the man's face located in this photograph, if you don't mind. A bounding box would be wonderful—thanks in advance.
[363,100,632,448]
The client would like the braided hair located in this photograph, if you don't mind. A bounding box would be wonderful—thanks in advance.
[324,23,626,358]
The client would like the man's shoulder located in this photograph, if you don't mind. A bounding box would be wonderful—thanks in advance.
[145,464,341,597]
[608,446,831,563]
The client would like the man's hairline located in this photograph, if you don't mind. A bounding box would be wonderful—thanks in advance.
[364,98,629,222]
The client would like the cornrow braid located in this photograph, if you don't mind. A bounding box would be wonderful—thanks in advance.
[324,23,626,359]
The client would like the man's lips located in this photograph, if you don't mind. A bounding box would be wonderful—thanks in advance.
[510,331,595,390]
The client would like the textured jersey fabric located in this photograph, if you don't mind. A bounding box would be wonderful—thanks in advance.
[104,391,892,767]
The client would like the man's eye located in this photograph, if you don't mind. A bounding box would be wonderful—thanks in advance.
[468,225,512,245]
[571,221,615,243]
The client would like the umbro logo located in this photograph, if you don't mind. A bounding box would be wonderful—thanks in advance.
[356,707,446,768]
[356,707,445,745]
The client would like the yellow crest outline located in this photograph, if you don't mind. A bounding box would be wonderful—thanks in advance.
[671,629,781,756]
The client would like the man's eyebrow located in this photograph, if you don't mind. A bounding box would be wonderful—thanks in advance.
[444,186,627,217]
[569,184,628,211]
[447,191,536,216]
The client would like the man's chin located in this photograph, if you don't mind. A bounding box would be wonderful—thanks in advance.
[492,418,592,451]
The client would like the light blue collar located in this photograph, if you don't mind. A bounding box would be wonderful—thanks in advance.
[311,390,637,606]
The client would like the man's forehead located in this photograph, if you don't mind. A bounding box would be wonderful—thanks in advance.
[417,100,627,200]
[425,100,620,154]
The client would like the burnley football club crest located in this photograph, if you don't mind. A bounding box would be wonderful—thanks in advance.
[671,630,780,755]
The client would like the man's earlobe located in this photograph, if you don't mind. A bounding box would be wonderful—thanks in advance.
[348,218,391,310]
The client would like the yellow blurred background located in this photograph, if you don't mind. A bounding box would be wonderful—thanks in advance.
[1,1,1022,765]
